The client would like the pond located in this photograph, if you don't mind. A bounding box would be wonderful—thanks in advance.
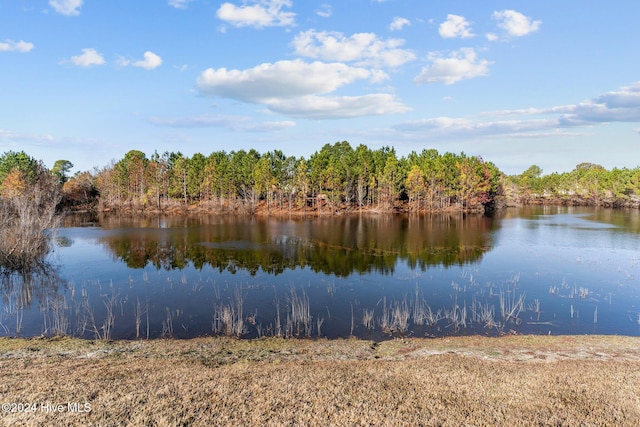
[2,206,640,340]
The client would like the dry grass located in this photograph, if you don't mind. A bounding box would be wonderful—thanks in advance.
[1,335,640,426]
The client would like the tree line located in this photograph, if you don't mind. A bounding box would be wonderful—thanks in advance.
[506,163,640,208]
[3,144,640,221]
[68,141,502,214]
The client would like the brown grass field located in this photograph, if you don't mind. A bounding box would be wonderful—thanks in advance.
[1,335,640,426]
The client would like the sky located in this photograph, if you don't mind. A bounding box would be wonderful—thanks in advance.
[1,0,639,176]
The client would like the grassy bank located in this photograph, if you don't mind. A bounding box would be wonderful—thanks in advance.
[1,335,640,426]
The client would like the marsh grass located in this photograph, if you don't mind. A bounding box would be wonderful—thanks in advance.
[46,294,69,336]
[285,286,311,337]
[133,297,147,339]
[379,296,411,335]
[316,316,324,337]
[212,287,246,337]
[471,300,497,330]
[392,298,410,334]
[424,304,443,327]
[101,285,119,340]
[499,287,525,324]
[162,307,174,337]
[0,268,589,341]
[362,308,375,330]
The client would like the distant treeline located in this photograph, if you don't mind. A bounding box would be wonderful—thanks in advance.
[505,164,640,208]
[63,141,503,214]
[2,144,640,217]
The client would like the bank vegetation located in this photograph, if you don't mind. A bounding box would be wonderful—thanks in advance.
[4,143,640,224]
[0,151,60,272]
[59,143,640,215]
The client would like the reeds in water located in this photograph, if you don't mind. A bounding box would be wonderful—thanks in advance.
[162,307,174,338]
[424,304,443,327]
[392,299,410,334]
[362,309,375,330]
[444,299,467,331]
[285,286,311,337]
[529,299,541,321]
[379,296,411,335]
[471,299,497,330]
[316,316,324,337]
[412,286,427,326]
[47,294,69,336]
[101,285,119,340]
[134,297,148,339]
[499,287,525,324]
[212,287,246,337]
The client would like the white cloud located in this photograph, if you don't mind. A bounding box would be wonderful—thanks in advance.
[495,82,640,126]
[485,33,498,42]
[196,59,409,119]
[133,51,163,69]
[49,0,83,16]
[394,81,640,140]
[389,17,410,31]
[148,114,295,132]
[68,48,105,67]
[197,59,374,102]
[0,129,54,144]
[414,48,491,85]
[483,82,640,125]
[216,0,295,29]
[292,30,415,67]
[439,14,474,39]
[477,105,575,118]
[493,10,541,37]
[395,117,559,136]
[117,51,163,69]
[568,82,640,123]
[0,39,34,53]
[168,0,191,9]
[315,4,332,18]
[266,94,410,119]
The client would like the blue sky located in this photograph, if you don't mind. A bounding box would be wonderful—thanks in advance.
[1,0,639,175]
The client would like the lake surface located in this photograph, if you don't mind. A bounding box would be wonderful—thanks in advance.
[2,207,640,340]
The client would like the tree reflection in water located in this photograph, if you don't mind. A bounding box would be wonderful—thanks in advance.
[3,213,506,340]
[1,264,63,336]
[8,209,640,340]
[95,214,496,276]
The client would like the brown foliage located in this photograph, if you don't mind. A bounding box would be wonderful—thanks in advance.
[0,172,60,272]
[0,169,27,198]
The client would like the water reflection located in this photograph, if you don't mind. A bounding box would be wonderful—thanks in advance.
[0,265,64,336]
[3,209,639,340]
[89,214,496,276]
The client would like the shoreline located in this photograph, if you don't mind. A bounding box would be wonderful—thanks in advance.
[2,335,639,425]
[65,197,640,218]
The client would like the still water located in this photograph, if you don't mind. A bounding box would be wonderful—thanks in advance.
[2,207,640,340]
